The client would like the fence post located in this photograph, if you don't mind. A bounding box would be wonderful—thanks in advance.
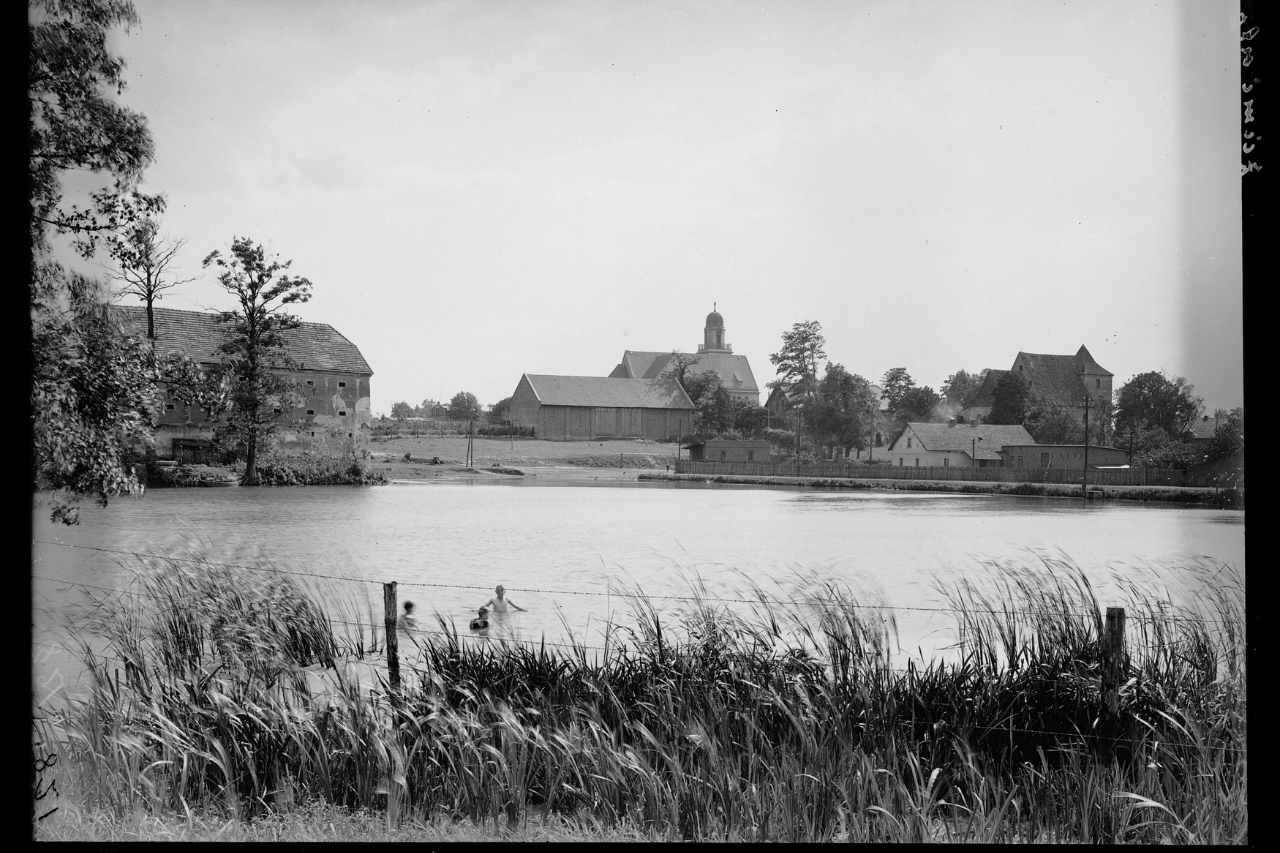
[384,581,401,691]
[1101,606,1126,754]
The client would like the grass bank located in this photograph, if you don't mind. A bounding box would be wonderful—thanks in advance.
[34,550,1245,843]
[639,471,1239,506]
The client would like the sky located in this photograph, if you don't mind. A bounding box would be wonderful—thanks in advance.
[58,0,1243,416]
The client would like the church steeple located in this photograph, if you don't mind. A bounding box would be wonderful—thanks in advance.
[701,303,729,352]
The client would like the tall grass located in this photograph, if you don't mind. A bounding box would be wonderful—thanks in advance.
[37,550,1245,843]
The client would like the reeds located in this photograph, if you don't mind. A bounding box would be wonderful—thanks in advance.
[38,549,1246,843]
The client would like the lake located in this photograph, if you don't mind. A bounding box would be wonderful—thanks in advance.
[32,480,1244,704]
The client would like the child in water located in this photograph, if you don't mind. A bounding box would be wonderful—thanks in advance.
[478,585,525,616]
[399,600,419,634]
[469,606,490,636]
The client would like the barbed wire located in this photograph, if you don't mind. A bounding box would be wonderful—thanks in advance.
[33,540,1241,625]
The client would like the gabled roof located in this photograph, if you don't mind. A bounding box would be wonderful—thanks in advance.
[113,306,373,375]
[521,374,694,410]
[966,369,1008,409]
[897,422,1035,460]
[611,350,759,395]
[1014,346,1111,407]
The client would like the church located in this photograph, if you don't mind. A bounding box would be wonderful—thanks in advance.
[608,307,760,405]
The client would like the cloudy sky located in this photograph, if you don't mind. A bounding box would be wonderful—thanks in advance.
[63,0,1243,415]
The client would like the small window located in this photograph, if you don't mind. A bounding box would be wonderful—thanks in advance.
[914,458,919,466]
[747,451,754,461]
[943,458,949,467]
[273,407,282,415]
[306,409,315,415]
[348,432,353,438]
[339,382,346,388]
[165,403,175,411]
[339,410,347,417]
[720,450,727,461]
[898,458,903,466]
[310,431,315,437]
[306,380,314,386]
[1095,378,1101,389]
[907,438,912,448]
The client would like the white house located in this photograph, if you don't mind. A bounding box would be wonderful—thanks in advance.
[889,422,1035,468]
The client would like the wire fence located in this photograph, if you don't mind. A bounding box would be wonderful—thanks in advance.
[31,539,1239,625]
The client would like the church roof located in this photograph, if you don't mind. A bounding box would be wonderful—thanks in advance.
[521,375,694,410]
[966,369,1009,409]
[1014,346,1110,407]
[705,310,724,329]
[610,350,759,395]
[112,305,373,375]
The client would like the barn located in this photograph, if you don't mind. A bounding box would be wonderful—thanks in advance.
[508,374,695,441]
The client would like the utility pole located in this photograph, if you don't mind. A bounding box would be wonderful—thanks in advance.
[1081,371,1090,499]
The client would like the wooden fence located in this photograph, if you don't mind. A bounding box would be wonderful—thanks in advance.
[674,460,1222,488]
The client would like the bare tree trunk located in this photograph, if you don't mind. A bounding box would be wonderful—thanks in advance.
[243,421,259,485]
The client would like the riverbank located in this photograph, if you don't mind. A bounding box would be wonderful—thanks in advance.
[34,550,1246,844]
[639,471,1239,505]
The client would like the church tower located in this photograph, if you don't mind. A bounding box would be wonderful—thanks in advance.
[699,303,731,353]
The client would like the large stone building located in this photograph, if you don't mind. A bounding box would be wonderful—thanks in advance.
[114,306,373,459]
[962,346,1112,425]
[608,308,760,405]
[508,374,695,441]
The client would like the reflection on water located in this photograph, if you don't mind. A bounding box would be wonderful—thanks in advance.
[33,482,1243,700]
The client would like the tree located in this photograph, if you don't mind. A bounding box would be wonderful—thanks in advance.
[28,0,162,263]
[810,364,878,453]
[30,0,165,523]
[769,321,826,398]
[487,396,513,424]
[1206,407,1244,462]
[1023,402,1084,444]
[941,369,983,407]
[1115,372,1204,440]
[449,392,482,422]
[202,238,313,486]
[879,368,915,417]
[986,372,1032,425]
[898,386,942,423]
[32,274,160,524]
[106,216,194,340]
[390,401,413,422]
[733,405,770,437]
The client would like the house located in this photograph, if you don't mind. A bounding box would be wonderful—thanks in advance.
[998,444,1131,469]
[961,346,1112,426]
[113,306,374,458]
[507,374,695,441]
[683,439,772,462]
[609,308,760,405]
[766,382,891,451]
[1188,414,1219,448]
[960,369,1008,424]
[888,422,1035,468]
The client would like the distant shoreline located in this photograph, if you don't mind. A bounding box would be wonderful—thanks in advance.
[637,471,1239,506]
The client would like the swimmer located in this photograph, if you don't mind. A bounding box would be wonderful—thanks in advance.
[469,606,490,635]
[399,600,419,634]
[478,584,525,615]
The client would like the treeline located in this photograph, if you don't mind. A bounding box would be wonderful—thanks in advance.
[983,369,1243,469]
[30,0,365,519]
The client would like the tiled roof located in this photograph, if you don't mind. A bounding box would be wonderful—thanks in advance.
[967,369,1009,408]
[113,306,373,375]
[900,422,1035,460]
[522,375,694,410]
[612,350,759,395]
[1015,346,1111,407]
